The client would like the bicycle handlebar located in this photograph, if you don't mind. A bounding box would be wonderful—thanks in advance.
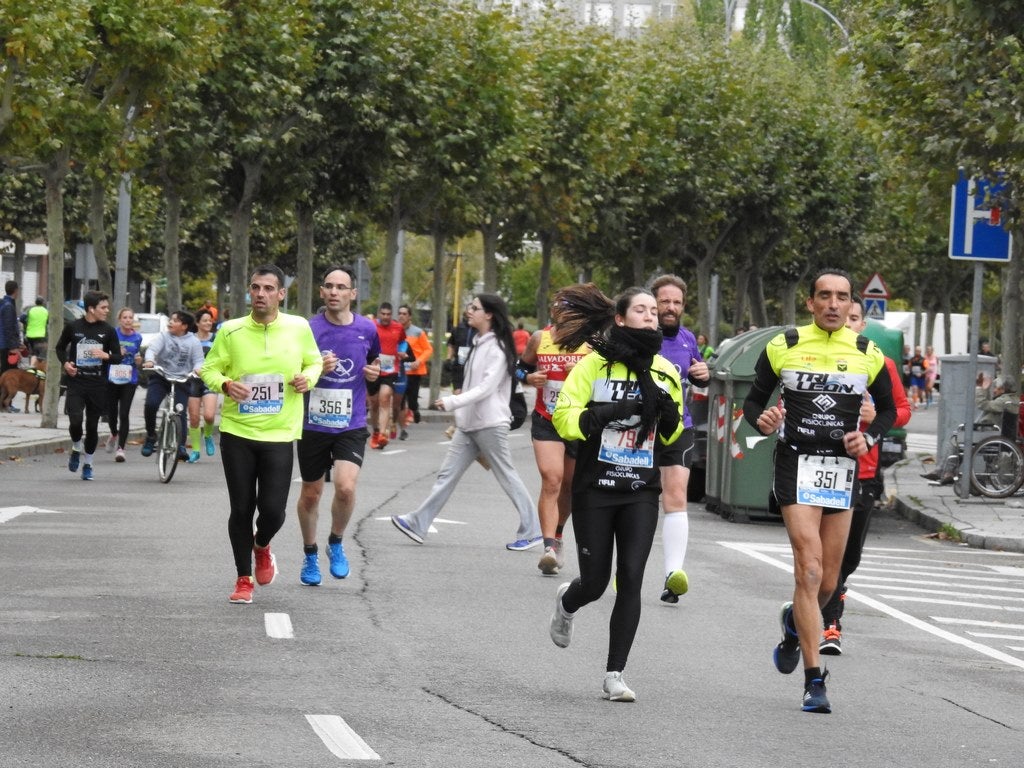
[147,365,201,384]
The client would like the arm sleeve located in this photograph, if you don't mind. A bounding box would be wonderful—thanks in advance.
[366,331,381,364]
[189,338,206,372]
[104,330,123,364]
[200,333,230,393]
[884,356,912,429]
[300,326,323,386]
[54,323,75,364]
[658,375,685,444]
[865,360,897,440]
[551,355,597,442]
[742,349,779,429]
[441,343,503,410]
[144,334,165,364]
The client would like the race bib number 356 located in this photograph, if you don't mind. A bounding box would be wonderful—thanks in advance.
[308,387,353,428]
[240,374,285,415]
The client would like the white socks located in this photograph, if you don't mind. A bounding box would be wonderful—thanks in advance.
[662,511,689,576]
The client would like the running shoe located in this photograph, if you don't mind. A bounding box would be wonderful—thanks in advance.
[538,546,560,575]
[188,450,200,463]
[774,601,801,674]
[391,515,424,544]
[369,432,381,449]
[506,536,543,551]
[399,429,409,441]
[204,434,215,456]
[602,671,636,703]
[802,670,831,713]
[819,622,843,656]
[68,449,81,473]
[81,464,94,481]
[229,576,254,604]
[376,435,389,450]
[549,582,574,648]
[253,545,278,586]
[327,540,350,579]
[660,569,690,604]
[115,447,126,463]
[105,434,117,453]
[300,552,321,586]
[389,426,397,440]
[176,446,190,462]
[141,437,156,457]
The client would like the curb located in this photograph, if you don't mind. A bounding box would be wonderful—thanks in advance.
[890,494,1024,555]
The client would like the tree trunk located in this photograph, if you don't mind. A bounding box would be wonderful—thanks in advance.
[41,152,69,429]
[89,177,113,296]
[535,230,554,327]
[11,236,25,295]
[295,200,315,317]
[480,219,499,293]
[380,200,402,308]
[428,230,449,404]
[161,187,183,313]
[228,159,262,318]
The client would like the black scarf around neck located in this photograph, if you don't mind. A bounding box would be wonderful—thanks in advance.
[592,325,664,440]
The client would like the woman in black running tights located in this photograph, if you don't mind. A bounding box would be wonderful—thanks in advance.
[547,285,684,702]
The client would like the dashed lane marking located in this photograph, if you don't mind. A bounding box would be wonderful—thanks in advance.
[305,714,380,761]
[265,613,294,639]
[0,506,62,524]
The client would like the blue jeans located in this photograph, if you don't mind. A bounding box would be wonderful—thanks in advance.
[144,375,188,448]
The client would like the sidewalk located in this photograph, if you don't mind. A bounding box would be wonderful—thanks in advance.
[885,401,1024,554]
[1,387,454,461]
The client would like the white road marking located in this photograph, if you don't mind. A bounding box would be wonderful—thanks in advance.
[0,506,62,524]
[264,613,294,639]
[851,575,1024,594]
[877,595,1024,612]
[305,714,380,761]
[864,584,1024,602]
[968,632,1024,641]
[931,617,1024,630]
[720,541,1024,671]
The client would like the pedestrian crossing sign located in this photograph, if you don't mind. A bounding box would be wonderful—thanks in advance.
[864,298,886,320]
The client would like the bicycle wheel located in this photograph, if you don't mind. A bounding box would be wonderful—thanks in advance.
[157,412,180,484]
[969,436,1024,498]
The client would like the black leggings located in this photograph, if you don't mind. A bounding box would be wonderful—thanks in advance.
[107,383,137,449]
[561,491,660,673]
[220,432,295,577]
[822,475,883,623]
[405,374,423,419]
[66,383,107,455]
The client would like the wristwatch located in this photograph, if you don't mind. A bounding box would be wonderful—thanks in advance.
[863,433,877,449]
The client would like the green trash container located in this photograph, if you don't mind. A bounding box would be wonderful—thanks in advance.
[704,326,784,522]
[862,320,907,466]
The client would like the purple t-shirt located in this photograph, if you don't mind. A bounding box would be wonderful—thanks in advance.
[303,312,381,434]
[659,326,704,428]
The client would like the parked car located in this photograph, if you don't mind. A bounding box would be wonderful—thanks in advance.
[135,312,169,350]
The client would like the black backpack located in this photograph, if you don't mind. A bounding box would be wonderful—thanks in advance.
[510,379,527,430]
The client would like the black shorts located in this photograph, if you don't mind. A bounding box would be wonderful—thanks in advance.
[658,429,696,469]
[366,374,398,396]
[530,411,579,459]
[297,427,370,481]
[770,443,860,515]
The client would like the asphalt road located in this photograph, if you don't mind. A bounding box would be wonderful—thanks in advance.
[2,421,1023,767]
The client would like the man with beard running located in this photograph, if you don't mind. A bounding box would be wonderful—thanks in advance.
[649,274,709,604]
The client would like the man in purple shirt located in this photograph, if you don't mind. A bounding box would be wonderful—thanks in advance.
[651,274,710,604]
[296,266,381,586]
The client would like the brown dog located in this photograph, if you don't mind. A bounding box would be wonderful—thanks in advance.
[0,362,47,413]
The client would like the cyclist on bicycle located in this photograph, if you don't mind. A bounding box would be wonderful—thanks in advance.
[142,311,205,461]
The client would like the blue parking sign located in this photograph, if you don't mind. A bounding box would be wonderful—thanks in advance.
[949,173,1013,261]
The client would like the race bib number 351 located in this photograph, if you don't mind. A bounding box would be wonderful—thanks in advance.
[240,373,285,415]
[796,455,856,509]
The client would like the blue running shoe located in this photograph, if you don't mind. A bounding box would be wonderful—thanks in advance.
[204,435,215,456]
[802,670,831,713]
[327,541,350,579]
[774,601,801,674]
[300,552,321,586]
[141,437,156,457]
[188,450,200,463]
[506,536,543,551]
[68,449,81,473]
[81,464,94,481]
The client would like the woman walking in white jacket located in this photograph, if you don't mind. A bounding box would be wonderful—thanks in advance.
[391,293,540,550]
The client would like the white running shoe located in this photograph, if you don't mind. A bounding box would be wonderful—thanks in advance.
[538,546,559,575]
[105,434,117,453]
[603,671,636,702]
[549,582,574,648]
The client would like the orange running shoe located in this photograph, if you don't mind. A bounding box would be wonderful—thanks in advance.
[253,545,278,586]
[229,576,254,604]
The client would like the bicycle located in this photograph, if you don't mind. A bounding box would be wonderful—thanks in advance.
[147,366,199,484]
[939,421,1024,499]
